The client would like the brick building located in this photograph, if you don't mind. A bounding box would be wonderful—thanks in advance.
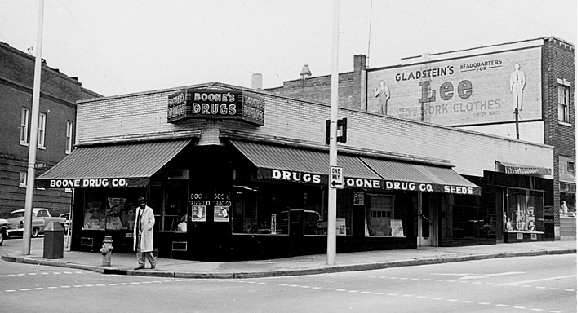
[269,37,575,239]
[0,42,100,218]
[37,82,553,260]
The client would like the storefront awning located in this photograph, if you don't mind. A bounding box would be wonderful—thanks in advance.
[495,161,552,176]
[360,157,481,195]
[231,140,380,185]
[37,139,192,188]
[231,140,480,195]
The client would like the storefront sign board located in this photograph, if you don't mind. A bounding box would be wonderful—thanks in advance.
[258,168,480,195]
[38,177,148,188]
[167,88,264,126]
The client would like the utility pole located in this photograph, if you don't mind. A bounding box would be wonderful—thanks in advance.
[327,0,340,266]
[23,0,45,255]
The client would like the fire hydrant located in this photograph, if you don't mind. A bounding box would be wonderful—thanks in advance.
[100,235,113,267]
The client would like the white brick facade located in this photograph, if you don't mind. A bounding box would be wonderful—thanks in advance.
[77,83,553,178]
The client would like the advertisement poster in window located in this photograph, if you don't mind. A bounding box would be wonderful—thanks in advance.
[214,205,230,222]
[191,205,206,222]
[336,218,346,236]
[106,197,129,230]
[390,219,404,237]
[83,201,104,230]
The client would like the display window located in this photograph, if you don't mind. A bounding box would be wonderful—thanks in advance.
[163,182,188,232]
[365,194,404,237]
[505,188,544,232]
[81,189,142,231]
[232,184,326,235]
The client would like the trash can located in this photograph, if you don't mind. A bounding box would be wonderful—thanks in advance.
[43,221,64,259]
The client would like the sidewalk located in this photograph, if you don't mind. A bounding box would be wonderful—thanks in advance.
[2,239,576,279]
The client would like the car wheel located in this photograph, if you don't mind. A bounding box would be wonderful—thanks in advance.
[32,228,39,238]
[0,231,3,245]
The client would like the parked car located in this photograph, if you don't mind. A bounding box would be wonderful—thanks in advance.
[5,208,55,238]
[0,218,7,245]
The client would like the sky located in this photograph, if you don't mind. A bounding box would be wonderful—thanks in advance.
[0,0,576,97]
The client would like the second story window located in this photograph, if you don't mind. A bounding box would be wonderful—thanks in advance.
[20,108,30,145]
[19,171,27,187]
[65,121,73,154]
[558,84,571,123]
[38,112,47,149]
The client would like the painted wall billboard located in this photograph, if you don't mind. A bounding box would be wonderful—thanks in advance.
[367,47,542,126]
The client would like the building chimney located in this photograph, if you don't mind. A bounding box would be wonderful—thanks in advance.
[251,73,263,90]
[353,55,367,72]
[300,64,312,80]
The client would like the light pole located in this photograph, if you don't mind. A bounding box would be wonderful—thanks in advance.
[327,0,340,266]
[23,0,45,255]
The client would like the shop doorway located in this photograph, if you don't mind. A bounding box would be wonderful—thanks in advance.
[418,193,439,247]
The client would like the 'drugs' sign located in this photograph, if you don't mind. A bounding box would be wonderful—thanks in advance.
[167,88,264,126]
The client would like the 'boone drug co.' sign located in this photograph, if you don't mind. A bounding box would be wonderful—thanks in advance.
[47,178,128,188]
[167,88,264,126]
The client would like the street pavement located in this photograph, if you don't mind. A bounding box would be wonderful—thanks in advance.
[1,252,575,313]
[1,236,576,279]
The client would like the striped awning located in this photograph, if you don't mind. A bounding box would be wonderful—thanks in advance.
[231,140,480,195]
[231,140,380,185]
[37,139,191,188]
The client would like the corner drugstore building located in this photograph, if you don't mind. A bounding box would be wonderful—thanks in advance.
[37,83,554,260]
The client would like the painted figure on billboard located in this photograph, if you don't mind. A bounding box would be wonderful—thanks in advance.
[509,63,526,112]
[374,80,390,115]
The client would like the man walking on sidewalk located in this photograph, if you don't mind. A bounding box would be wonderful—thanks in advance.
[133,196,156,270]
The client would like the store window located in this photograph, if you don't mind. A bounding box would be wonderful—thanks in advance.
[366,194,404,237]
[504,189,544,232]
[37,112,47,148]
[232,185,324,235]
[163,182,188,232]
[65,121,73,154]
[82,190,140,231]
[20,108,30,145]
[557,84,570,123]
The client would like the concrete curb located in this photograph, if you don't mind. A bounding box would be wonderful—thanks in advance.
[2,249,575,279]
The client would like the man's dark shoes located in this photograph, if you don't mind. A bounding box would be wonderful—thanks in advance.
[134,265,145,270]
[150,264,156,270]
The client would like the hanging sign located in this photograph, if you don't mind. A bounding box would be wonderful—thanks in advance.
[167,88,264,126]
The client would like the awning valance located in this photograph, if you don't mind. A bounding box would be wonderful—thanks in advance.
[37,139,192,188]
[231,140,380,185]
[231,140,481,195]
[361,158,481,195]
[495,161,552,176]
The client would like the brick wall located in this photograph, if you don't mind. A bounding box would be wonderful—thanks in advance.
[0,42,99,215]
[77,83,553,179]
[542,38,575,227]
[267,55,366,111]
